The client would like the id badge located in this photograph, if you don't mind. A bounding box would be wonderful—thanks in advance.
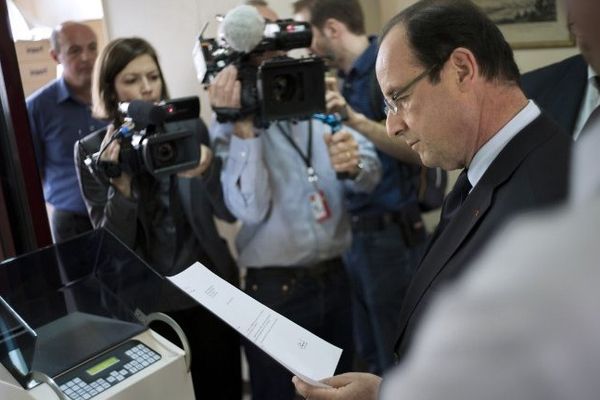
[309,190,331,222]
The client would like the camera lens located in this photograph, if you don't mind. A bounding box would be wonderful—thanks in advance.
[154,142,177,166]
[272,73,298,102]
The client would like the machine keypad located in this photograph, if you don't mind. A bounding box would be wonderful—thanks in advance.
[57,341,161,400]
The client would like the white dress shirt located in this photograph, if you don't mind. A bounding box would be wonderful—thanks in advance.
[467,100,541,189]
[573,66,600,140]
[210,119,382,268]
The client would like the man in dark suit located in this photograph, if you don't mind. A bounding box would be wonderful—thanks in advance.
[521,0,600,139]
[292,1,571,399]
[520,55,587,136]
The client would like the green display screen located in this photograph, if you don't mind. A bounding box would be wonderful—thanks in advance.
[86,356,120,376]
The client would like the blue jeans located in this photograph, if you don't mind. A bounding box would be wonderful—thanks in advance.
[343,222,426,374]
[243,258,354,400]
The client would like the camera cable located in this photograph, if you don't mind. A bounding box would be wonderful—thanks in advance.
[95,129,121,162]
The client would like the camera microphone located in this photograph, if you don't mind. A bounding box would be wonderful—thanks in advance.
[119,100,168,128]
[220,5,265,53]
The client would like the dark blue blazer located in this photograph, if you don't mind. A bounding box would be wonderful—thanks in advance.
[520,55,588,136]
[393,114,571,362]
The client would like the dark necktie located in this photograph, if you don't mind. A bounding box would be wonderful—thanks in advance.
[436,169,472,233]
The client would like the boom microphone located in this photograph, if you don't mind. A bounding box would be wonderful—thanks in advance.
[119,97,201,128]
[119,100,167,128]
[219,5,265,53]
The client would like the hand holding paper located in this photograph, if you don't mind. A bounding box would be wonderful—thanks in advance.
[167,262,342,387]
[292,373,383,400]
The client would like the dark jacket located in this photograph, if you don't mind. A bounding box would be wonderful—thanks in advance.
[394,113,572,361]
[521,55,588,135]
[74,118,238,284]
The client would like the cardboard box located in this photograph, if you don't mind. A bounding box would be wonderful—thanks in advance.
[19,59,56,81]
[14,39,52,63]
[19,60,57,97]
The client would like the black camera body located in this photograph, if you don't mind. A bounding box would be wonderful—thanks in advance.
[89,97,201,178]
[258,56,325,121]
[199,19,325,125]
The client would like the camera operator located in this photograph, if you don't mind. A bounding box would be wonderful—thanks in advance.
[207,3,381,400]
[74,37,242,399]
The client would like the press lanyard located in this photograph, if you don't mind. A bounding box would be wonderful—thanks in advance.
[276,120,318,182]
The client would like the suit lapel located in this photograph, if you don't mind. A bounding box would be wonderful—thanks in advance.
[397,114,558,346]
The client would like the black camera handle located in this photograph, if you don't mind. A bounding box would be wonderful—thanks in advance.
[81,124,130,180]
[92,128,124,178]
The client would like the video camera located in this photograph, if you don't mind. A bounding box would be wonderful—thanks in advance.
[89,96,201,178]
[195,5,326,126]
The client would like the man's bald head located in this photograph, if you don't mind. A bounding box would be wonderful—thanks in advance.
[50,21,98,91]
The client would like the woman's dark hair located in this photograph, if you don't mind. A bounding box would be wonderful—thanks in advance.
[92,37,170,122]
[380,0,520,84]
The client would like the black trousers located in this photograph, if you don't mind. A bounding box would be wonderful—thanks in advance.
[151,305,242,400]
[243,258,354,400]
[50,209,93,243]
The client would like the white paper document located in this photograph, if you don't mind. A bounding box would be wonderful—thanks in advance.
[167,262,342,387]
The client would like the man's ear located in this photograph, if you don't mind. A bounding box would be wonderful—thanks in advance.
[448,47,478,89]
[323,18,344,38]
[49,49,60,64]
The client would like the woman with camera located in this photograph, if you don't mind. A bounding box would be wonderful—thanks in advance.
[74,37,242,399]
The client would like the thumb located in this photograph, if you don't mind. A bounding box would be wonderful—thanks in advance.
[292,376,338,400]
[292,376,311,396]
[321,373,357,388]
[325,75,338,91]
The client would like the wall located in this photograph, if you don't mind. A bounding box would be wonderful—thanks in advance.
[102,0,299,125]
[514,47,579,73]
[14,0,103,28]
[378,0,579,73]
[359,0,382,35]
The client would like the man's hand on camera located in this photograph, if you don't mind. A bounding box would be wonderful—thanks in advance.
[178,144,213,178]
[208,65,256,139]
[324,131,361,178]
[208,65,241,109]
[100,125,132,199]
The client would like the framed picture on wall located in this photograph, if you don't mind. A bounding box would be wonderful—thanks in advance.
[473,0,575,49]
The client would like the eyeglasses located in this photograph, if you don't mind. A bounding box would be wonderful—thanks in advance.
[383,66,436,116]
